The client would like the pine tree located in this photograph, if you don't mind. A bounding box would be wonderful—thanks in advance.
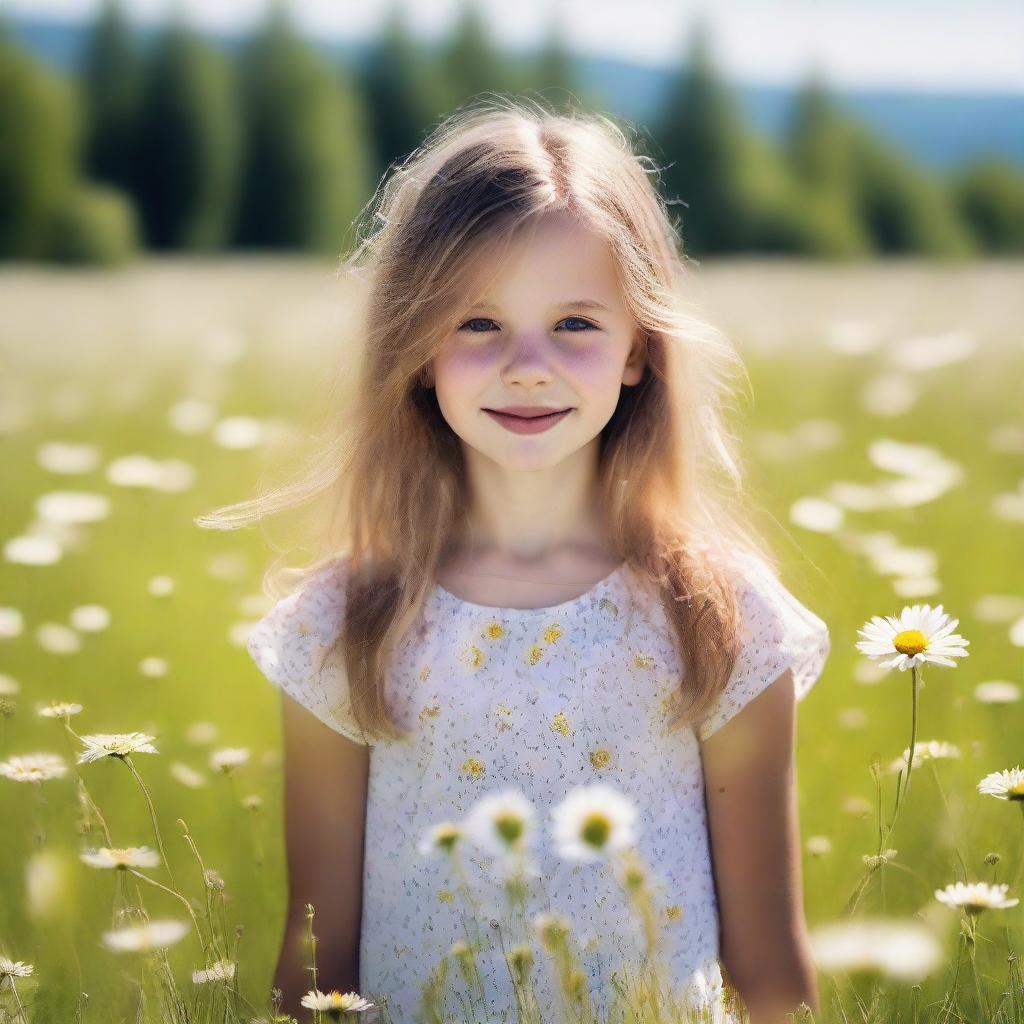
[233,0,371,253]
[80,0,143,198]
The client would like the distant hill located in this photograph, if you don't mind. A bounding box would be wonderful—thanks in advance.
[8,11,1023,171]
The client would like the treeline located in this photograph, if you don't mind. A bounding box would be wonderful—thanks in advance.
[2,0,1023,264]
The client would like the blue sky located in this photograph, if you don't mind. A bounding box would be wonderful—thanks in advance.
[6,0,1024,93]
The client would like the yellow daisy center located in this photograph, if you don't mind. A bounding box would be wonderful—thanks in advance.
[893,629,927,656]
[495,812,524,845]
[1008,782,1024,800]
[581,812,611,849]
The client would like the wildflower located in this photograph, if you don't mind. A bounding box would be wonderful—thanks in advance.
[808,917,944,982]
[80,847,161,870]
[210,747,250,773]
[862,849,898,870]
[37,701,83,718]
[102,919,190,952]
[417,822,462,858]
[977,766,1024,802]
[462,790,536,859]
[805,836,832,857]
[192,958,237,984]
[534,910,571,951]
[935,881,1020,915]
[300,989,375,1015]
[78,732,158,764]
[551,783,637,862]
[0,957,34,979]
[886,741,961,774]
[204,869,227,891]
[856,604,969,672]
[0,752,67,782]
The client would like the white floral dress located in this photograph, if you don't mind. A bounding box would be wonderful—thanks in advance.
[247,553,830,1024]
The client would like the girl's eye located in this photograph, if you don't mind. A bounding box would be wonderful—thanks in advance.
[456,317,597,333]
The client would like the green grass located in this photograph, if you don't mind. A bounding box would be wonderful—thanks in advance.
[1,259,1023,1023]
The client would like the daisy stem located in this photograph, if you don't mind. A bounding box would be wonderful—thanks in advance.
[1,977,28,1024]
[928,761,969,879]
[889,665,921,839]
[123,755,176,891]
[126,867,209,960]
[966,915,987,1019]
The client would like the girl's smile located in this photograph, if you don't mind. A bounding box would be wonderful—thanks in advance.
[483,407,574,433]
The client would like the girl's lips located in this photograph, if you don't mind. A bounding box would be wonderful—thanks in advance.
[484,408,572,434]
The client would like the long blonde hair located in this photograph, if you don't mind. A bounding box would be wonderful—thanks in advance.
[198,95,790,743]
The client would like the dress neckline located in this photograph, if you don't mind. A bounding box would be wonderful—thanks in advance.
[432,561,628,617]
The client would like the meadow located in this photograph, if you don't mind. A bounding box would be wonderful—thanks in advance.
[1,257,1022,1023]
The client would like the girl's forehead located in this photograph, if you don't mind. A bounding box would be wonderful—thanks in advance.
[459,216,620,301]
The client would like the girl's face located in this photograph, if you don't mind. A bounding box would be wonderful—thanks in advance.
[426,210,646,472]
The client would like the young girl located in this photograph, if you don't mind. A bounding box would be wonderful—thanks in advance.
[231,98,831,1024]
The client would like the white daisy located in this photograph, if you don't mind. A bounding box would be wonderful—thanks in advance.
[417,821,462,858]
[102,919,190,952]
[209,747,250,773]
[78,732,158,764]
[192,958,237,984]
[856,604,969,672]
[0,957,35,979]
[808,917,944,982]
[935,881,1019,914]
[977,766,1024,802]
[80,846,162,870]
[37,701,84,718]
[887,740,961,774]
[551,783,638,862]
[300,989,375,1013]
[0,752,68,782]
[462,790,536,859]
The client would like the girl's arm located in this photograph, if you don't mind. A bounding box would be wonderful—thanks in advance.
[274,691,370,1016]
[701,668,820,1024]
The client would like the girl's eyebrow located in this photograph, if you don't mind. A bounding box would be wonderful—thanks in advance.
[466,299,612,313]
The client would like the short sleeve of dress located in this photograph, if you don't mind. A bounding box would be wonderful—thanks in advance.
[246,558,370,746]
[696,555,831,743]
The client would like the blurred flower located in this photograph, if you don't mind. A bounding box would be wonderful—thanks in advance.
[417,822,462,858]
[463,790,536,859]
[148,576,174,597]
[69,605,111,632]
[25,848,70,921]
[36,622,82,654]
[935,881,1019,914]
[856,604,969,672]
[300,990,375,1014]
[170,762,207,789]
[242,794,263,811]
[210,747,250,774]
[976,766,1024,802]
[0,753,68,782]
[805,836,832,857]
[78,732,158,764]
[886,741,961,774]
[139,657,169,678]
[80,847,161,870]
[5,535,61,565]
[0,673,20,695]
[102,919,189,952]
[0,957,34,979]
[974,680,1021,704]
[35,490,110,524]
[0,608,24,639]
[808,917,943,982]
[37,701,83,719]
[192,959,237,984]
[185,720,219,744]
[37,441,101,474]
[862,849,898,870]
[551,784,637,862]
[534,910,571,951]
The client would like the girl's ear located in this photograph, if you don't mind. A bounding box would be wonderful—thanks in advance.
[622,329,648,386]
